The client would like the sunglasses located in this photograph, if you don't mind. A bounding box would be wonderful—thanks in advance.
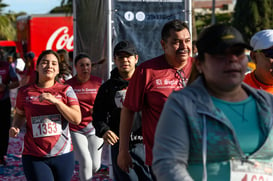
[256,49,273,59]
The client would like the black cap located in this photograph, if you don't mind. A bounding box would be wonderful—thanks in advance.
[197,24,251,55]
[26,51,35,59]
[114,41,137,56]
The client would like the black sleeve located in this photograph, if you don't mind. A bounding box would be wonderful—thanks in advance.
[93,84,111,138]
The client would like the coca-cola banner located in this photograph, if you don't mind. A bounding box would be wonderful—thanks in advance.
[113,0,185,63]
[17,14,73,60]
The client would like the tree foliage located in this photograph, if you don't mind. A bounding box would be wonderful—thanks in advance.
[0,0,67,41]
[0,14,16,40]
[195,12,233,38]
[233,0,273,43]
[50,0,72,14]
[0,0,28,40]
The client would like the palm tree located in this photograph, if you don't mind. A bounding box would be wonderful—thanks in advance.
[0,0,17,40]
[50,0,72,14]
[0,0,8,14]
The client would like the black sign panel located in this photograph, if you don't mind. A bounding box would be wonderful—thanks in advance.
[113,0,185,63]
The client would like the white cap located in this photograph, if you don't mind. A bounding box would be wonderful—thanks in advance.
[250,29,273,51]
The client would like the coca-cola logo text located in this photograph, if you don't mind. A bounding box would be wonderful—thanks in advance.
[46,26,73,51]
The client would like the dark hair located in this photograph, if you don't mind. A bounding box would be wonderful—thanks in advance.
[57,49,69,64]
[35,50,60,84]
[37,50,60,66]
[68,51,73,59]
[59,61,71,75]
[57,49,68,54]
[161,19,190,42]
[26,51,35,59]
[74,52,91,66]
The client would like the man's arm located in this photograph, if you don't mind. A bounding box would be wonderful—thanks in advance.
[117,106,135,173]
[92,86,111,138]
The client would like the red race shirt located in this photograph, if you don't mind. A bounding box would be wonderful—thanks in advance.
[16,82,79,157]
[66,75,102,133]
[123,55,193,165]
[0,61,18,100]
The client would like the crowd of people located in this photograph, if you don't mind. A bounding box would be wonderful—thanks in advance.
[0,18,273,181]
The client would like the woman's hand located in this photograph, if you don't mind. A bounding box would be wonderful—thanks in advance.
[39,92,59,104]
[9,127,20,137]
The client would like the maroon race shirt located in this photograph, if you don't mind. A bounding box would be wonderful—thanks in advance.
[16,82,79,157]
[0,61,19,100]
[66,75,102,134]
[123,55,193,165]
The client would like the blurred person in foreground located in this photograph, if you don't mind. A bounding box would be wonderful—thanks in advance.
[0,54,19,165]
[153,24,273,181]
[93,40,152,180]
[244,29,273,93]
[66,53,103,181]
[9,50,81,181]
[117,19,193,180]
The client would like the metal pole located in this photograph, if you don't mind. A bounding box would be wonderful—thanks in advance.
[72,0,77,75]
[211,0,216,24]
[184,0,192,41]
[107,0,113,80]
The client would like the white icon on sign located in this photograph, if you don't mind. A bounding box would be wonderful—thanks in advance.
[136,11,145,21]
[124,11,134,21]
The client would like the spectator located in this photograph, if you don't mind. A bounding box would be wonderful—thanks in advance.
[14,52,25,73]
[57,49,69,64]
[7,55,14,67]
[9,50,81,180]
[57,49,72,72]
[117,19,193,180]
[66,53,103,181]
[68,51,74,70]
[93,41,152,180]
[152,24,273,181]
[244,29,273,93]
[21,51,36,86]
[57,61,72,84]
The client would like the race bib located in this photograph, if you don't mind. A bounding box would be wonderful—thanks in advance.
[230,159,273,181]
[31,114,62,138]
[114,89,127,108]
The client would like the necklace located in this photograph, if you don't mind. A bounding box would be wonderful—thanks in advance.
[212,96,250,122]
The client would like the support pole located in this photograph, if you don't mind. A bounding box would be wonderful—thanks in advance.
[184,0,192,41]
[107,0,113,79]
[211,0,216,24]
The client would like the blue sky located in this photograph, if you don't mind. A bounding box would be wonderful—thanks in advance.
[3,0,61,14]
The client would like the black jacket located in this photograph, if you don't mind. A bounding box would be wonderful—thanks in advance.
[93,67,142,145]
